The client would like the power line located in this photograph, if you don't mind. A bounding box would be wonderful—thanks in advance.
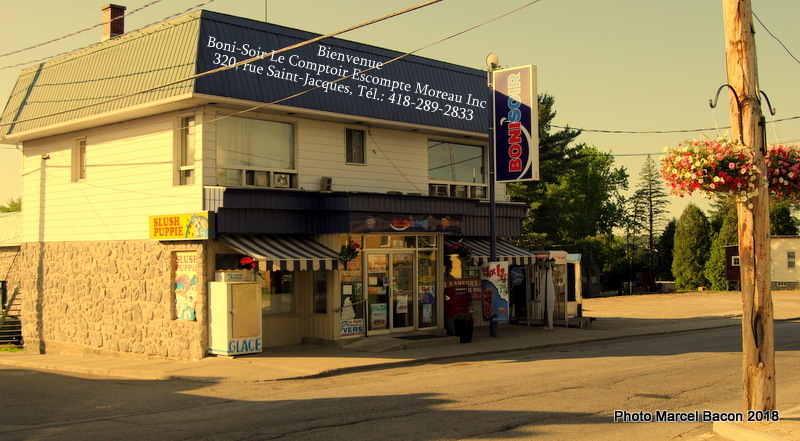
[752,11,800,65]
[0,0,167,59]
[0,0,219,71]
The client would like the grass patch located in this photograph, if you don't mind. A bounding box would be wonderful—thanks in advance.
[0,346,23,353]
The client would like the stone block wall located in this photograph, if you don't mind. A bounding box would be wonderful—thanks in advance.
[13,240,208,360]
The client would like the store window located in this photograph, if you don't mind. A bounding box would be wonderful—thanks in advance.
[346,128,366,164]
[176,115,196,185]
[428,140,487,199]
[261,270,294,315]
[72,138,86,182]
[340,235,364,337]
[314,271,327,313]
[216,116,295,188]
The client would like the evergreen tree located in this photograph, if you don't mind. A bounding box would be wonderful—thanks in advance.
[673,203,711,291]
[0,197,20,212]
[656,218,677,280]
[633,155,669,273]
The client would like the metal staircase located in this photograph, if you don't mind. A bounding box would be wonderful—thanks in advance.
[0,288,22,347]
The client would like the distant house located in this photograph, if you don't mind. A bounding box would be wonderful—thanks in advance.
[725,236,800,290]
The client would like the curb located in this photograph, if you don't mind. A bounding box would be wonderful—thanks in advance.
[714,422,788,441]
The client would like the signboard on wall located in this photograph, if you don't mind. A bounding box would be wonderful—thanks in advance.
[493,65,538,182]
[350,213,463,234]
[481,262,509,322]
[150,212,210,240]
[196,12,487,133]
[174,251,199,321]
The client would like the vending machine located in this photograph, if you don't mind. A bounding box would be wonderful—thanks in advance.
[208,280,263,356]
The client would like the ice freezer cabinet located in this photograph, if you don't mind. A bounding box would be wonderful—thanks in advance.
[208,281,263,355]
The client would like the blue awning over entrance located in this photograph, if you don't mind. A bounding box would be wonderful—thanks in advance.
[220,234,340,271]
[445,238,536,266]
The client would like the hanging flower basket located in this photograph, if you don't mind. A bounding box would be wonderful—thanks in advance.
[660,137,760,202]
[339,238,362,263]
[446,241,472,260]
[766,144,800,200]
[661,138,800,203]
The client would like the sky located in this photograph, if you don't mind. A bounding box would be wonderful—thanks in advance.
[2,0,799,221]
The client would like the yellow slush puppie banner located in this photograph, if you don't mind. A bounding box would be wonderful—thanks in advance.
[150,212,209,240]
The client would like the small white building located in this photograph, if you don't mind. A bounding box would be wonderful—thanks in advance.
[725,236,800,290]
[771,236,799,290]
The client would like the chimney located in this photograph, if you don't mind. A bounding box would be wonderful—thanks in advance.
[101,4,126,41]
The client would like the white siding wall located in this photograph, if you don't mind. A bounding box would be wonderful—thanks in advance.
[771,237,800,283]
[22,110,204,242]
[23,106,508,244]
[297,120,430,194]
[293,117,509,200]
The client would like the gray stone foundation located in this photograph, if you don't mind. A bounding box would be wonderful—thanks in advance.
[5,240,208,360]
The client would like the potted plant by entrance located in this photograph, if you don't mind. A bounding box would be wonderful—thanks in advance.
[454,312,475,343]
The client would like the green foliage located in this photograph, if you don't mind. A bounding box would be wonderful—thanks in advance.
[572,234,628,291]
[633,155,669,267]
[704,197,738,290]
[770,200,799,236]
[673,204,711,290]
[0,197,21,212]
[508,94,628,246]
[656,219,676,280]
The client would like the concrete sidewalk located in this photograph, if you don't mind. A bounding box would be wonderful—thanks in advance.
[2,291,800,440]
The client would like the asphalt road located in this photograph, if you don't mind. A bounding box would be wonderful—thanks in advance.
[1,320,799,441]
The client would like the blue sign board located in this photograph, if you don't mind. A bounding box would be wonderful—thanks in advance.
[493,66,538,182]
[196,12,488,133]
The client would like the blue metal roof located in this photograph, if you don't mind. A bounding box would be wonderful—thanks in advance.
[1,10,488,138]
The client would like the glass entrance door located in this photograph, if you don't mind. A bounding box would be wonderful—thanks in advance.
[366,251,415,333]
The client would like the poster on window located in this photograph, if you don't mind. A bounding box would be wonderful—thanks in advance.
[396,295,408,314]
[174,251,199,321]
[340,319,364,337]
[370,303,387,329]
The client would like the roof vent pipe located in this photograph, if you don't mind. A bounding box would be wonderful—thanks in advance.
[101,4,126,41]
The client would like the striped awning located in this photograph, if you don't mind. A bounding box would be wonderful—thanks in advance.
[219,234,340,271]
[445,238,536,266]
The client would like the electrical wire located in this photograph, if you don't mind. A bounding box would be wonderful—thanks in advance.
[752,11,800,65]
[0,0,219,71]
[0,0,167,59]
[0,0,445,129]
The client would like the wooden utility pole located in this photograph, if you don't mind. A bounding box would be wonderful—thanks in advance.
[721,0,775,411]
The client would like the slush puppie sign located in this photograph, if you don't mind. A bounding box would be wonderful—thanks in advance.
[150,212,209,240]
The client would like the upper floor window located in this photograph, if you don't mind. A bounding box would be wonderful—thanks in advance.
[216,116,295,188]
[789,251,796,269]
[71,138,86,182]
[177,115,196,185]
[346,128,366,164]
[428,140,486,199]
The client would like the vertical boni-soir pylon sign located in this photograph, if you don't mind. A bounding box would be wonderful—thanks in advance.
[485,64,538,337]
[492,65,539,183]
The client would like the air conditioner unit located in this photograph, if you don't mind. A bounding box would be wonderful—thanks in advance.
[320,176,332,191]
[273,173,291,188]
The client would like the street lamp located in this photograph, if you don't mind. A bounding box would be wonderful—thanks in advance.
[486,54,499,337]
